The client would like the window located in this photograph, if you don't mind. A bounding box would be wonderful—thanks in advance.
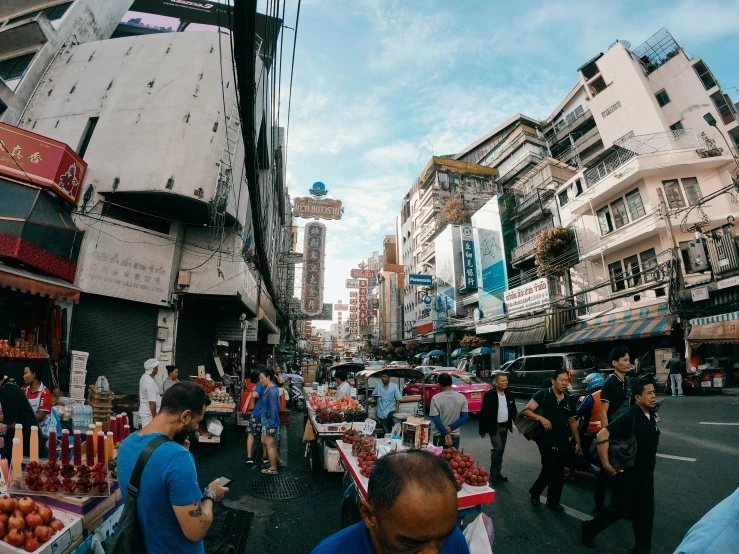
[601,101,621,118]
[639,248,658,282]
[669,121,684,131]
[623,255,641,287]
[508,359,524,372]
[77,117,98,158]
[597,206,613,235]
[558,190,569,207]
[542,356,564,372]
[609,261,625,292]
[574,179,583,196]
[610,198,629,229]
[523,357,544,372]
[663,179,685,209]
[655,90,671,107]
[102,201,171,235]
[682,177,702,206]
[693,60,717,90]
[0,52,36,82]
[449,175,460,185]
[625,189,646,219]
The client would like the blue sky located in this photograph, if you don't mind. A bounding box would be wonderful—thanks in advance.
[279,0,739,323]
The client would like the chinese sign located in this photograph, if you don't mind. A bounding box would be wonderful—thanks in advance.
[288,303,333,320]
[338,311,343,340]
[292,197,343,220]
[334,303,349,311]
[351,269,376,279]
[460,226,478,291]
[504,277,549,314]
[301,222,326,316]
[345,279,360,288]
[0,123,87,205]
[383,263,404,273]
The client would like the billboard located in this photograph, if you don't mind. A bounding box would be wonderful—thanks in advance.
[293,197,343,220]
[504,277,549,314]
[434,225,457,317]
[409,274,433,286]
[475,228,506,318]
[459,226,478,291]
[301,222,326,316]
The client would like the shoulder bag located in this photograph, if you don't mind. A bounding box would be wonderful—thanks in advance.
[104,434,171,553]
[590,411,637,471]
[514,390,548,441]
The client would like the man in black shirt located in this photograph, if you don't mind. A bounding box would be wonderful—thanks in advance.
[479,372,518,482]
[0,375,39,461]
[582,378,659,553]
[666,352,684,396]
[521,368,582,512]
[600,346,633,427]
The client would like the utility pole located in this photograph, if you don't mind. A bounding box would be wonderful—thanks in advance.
[657,187,682,291]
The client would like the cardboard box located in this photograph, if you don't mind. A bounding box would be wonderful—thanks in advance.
[323,444,343,473]
[401,418,430,449]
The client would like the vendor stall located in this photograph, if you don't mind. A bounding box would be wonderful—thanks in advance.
[685,311,739,391]
[192,377,236,445]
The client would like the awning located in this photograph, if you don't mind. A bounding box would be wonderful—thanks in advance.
[548,304,675,347]
[451,348,470,357]
[470,347,493,355]
[500,317,546,347]
[0,263,80,303]
[428,349,446,357]
[687,311,739,344]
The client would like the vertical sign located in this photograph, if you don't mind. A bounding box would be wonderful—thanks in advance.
[359,278,368,328]
[338,311,343,340]
[460,226,478,291]
[301,222,326,316]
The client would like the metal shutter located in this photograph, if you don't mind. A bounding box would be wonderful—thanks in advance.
[175,300,216,378]
[70,294,158,394]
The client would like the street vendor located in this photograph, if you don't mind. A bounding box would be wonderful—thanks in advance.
[139,358,162,428]
[370,370,401,435]
[21,366,55,456]
[335,370,351,399]
[163,365,179,393]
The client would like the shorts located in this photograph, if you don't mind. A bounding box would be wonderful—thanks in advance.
[261,416,280,437]
[246,415,262,436]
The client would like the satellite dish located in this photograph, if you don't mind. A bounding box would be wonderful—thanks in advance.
[608,39,631,50]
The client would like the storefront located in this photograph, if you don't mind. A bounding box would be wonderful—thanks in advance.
[685,310,739,387]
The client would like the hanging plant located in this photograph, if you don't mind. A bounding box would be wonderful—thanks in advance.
[406,340,420,353]
[460,335,487,349]
[535,226,576,278]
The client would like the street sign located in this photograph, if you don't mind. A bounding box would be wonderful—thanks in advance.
[293,197,343,220]
[409,274,433,286]
[301,222,326,315]
[345,279,360,288]
[351,269,376,279]
[334,303,349,311]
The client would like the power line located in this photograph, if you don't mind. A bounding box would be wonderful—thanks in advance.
[282,0,301,175]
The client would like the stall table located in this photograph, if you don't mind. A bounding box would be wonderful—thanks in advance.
[197,403,235,445]
[306,409,364,473]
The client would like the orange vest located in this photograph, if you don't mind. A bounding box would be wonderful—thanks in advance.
[587,390,602,433]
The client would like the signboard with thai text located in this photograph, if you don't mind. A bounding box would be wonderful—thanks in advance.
[301,222,326,315]
[717,276,739,290]
[383,263,404,273]
[351,269,376,279]
[334,303,349,311]
[504,277,549,314]
[286,302,333,320]
[690,285,709,302]
[345,279,360,288]
[292,197,343,220]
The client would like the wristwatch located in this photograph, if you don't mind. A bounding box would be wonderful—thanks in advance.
[202,488,217,503]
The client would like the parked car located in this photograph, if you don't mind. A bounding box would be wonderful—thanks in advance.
[503,353,596,396]
[418,365,457,374]
[403,371,491,413]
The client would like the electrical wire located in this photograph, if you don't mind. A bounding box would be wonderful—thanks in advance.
[282,0,301,175]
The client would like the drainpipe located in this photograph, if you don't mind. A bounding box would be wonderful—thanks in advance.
[588,198,609,292]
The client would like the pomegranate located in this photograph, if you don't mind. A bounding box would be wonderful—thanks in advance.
[18,497,36,515]
[36,505,53,526]
[0,513,8,526]
[0,520,5,537]
[9,513,26,530]
[25,512,43,529]
[24,529,34,541]
[34,526,52,544]
[12,509,24,520]
[7,528,25,547]
[24,537,41,552]
[0,496,15,514]
[49,519,64,533]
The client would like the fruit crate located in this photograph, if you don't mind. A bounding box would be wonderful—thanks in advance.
[70,385,86,402]
[87,386,114,408]
[92,411,112,432]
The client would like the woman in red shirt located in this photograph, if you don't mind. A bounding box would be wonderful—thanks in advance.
[22,366,54,445]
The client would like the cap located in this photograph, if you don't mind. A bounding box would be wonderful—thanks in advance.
[144,358,159,375]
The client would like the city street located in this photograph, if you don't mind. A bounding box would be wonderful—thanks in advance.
[194,390,739,554]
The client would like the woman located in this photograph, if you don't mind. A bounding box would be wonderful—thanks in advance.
[162,365,179,393]
[138,359,161,428]
[22,366,55,444]
[260,368,283,475]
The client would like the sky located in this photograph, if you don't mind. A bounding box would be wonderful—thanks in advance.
[128,1,739,331]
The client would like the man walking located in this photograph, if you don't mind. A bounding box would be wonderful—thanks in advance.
[667,352,684,396]
[582,378,660,553]
[118,382,229,553]
[429,372,468,448]
[479,372,517,482]
[371,370,401,435]
[521,368,582,512]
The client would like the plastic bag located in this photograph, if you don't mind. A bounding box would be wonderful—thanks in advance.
[206,417,223,437]
[463,513,494,554]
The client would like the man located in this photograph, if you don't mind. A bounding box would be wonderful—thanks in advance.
[335,370,352,399]
[429,372,468,449]
[311,450,470,554]
[574,372,607,512]
[582,378,660,553]
[479,371,517,482]
[118,382,229,554]
[139,358,161,428]
[667,352,684,397]
[371,371,402,435]
[521,368,582,512]
[0,375,38,460]
[674,487,739,553]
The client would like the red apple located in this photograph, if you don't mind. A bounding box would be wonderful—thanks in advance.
[6,528,25,547]
[49,519,64,533]
[24,537,40,552]
[0,496,15,515]
[36,505,52,526]
[18,497,36,515]
[9,514,26,530]
[34,526,52,544]
[25,512,43,529]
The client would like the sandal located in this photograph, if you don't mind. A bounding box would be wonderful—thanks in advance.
[261,468,278,475]
[277,459,285,466]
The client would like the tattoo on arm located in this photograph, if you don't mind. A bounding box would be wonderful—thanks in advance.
[188,501,203,517]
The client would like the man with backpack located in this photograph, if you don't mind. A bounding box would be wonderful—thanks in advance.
[574,373,607,513]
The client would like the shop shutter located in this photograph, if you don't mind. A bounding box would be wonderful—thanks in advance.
[70,294,158,394]
[175,300,216,377]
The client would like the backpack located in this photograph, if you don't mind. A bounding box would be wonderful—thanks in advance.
[610,376,633,421]
[104,435,171,553]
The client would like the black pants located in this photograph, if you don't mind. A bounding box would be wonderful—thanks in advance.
[585,472,655,554]
[529,440,568,505]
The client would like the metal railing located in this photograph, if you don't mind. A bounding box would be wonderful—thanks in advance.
[497,151,546,184]
[550,108,593,143]
[481,130,546,168]
[512,189,554,219]
[511,236,540,263]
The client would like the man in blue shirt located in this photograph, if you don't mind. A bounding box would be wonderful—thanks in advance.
[118,382,229,554]
[371,371,402,434]
[311,450,470,554]
[674,487,739,554]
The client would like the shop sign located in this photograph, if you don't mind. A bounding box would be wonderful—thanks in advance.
[359,279,368,287]
[690,285,709,302]
[301,222,326,316]
[349,298,358,306]
[284,252,303,264]
[345,279,360,288]
[350,305,358,312]
[349,292,358,299]
[267,332,280,345]
[292,197,343,220]
[504,277,549,314]
[459,226,478,291]
[417,322,434,334]
[334,303,349,311]
[409,274,433,286]
[397,274,405,288]
[717,276,739,290]
[351,269,376,279]
[286,302,333,320]
[0,123,87,206]
[383,263,404,273]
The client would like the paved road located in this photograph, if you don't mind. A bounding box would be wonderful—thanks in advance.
[194,391,739,554]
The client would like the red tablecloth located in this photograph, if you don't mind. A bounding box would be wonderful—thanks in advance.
[335,440,495,509]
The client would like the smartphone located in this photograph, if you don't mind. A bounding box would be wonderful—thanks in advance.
[219,475,234,487]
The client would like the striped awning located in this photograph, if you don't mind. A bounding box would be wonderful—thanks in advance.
[548,304,675,347]
[689,311,739,327]
[687,311,739,344]
[500,317,546,347]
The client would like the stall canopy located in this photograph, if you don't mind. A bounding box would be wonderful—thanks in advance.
[500,317,546,347]
[420,352,430,358]
[427,349,446,357]
[0,263,80,303]
[548,304,676,347]
[687,311,739,344]
[470,346,493,355]
[451,347,470,357]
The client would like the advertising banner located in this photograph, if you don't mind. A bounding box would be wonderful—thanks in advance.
[409,274,433,286]
[475,228,506,318]
[301,222,326,316]
[504,277,549,314]
[459,226,478,291]
[434,226,456,317]
[351,269,376,279]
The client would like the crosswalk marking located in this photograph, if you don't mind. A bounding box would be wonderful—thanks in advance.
[699,422,739,426]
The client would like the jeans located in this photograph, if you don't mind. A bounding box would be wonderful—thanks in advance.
[380,412,395,435]
[670,374,683,396]
[529,440,568,506]
[584,472,655,554]
[489,425,509,477]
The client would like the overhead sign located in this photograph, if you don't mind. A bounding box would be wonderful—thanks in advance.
[351,269,376,279]
[286,303,333,320]
[504,277,549,314]
[717,276,739,290]
[129,0,240,28]
[383,263,404,273]
[460,226,478,291]
[301,222,326,316]
[293,197,343,220]
[409,274,433,286]
[345,279,360,288]
[0,123,87,206]
[284,252,303,264]
[334,303,349,311]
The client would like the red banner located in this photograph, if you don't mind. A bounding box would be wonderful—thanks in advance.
[0,123,87,205]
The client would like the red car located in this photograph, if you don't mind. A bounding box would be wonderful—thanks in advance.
[403,371,491,413]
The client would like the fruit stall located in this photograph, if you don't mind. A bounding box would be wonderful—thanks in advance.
[354,367,424,420]
[193,377,236,445]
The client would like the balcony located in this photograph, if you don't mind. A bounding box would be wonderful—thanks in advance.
[511,189,554,222]
[497,152,545,185]
[0,15,51,54]
[482,130,547,168]
[511,236,540,265]
[576,214,665,262]
[418,242,435,264]
[549,108,594,145]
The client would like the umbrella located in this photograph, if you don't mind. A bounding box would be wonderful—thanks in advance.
[420,352,430,358]
[451,348,470,357]
[428,349,446,357]
[414,353,424,359]
[470,347,493,355]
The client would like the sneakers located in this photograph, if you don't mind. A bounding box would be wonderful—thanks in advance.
[581,522,596,548]
[245,457,254,465]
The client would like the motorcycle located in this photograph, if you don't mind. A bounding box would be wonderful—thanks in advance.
[289,382,306,411]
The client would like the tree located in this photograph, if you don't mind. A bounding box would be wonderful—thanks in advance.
[442,197,471,225]
[406,340,420,353]
[535,226,576,279]
[460,335,487,349]
[395,347,407,357]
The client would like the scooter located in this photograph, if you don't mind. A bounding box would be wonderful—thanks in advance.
[289,382,306,411]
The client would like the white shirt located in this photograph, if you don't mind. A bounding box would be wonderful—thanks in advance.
[497,391,508,423]
[335,381,352,399]
[139,374,161,415]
